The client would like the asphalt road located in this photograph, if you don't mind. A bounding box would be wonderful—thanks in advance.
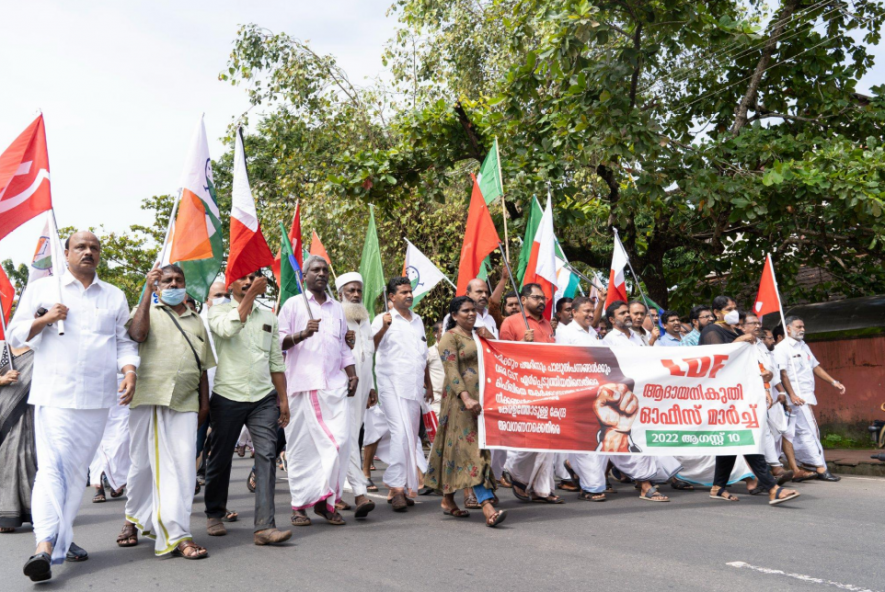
[2,457,883,592]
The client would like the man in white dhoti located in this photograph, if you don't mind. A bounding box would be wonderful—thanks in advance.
[337,272,379,515]
[10,231,139,582]
[89,399,130,502]
[564,299,670,502]
[280,257,360,526]
[113,264,214,559]
[372,276,433,512]
[775,316,844,482]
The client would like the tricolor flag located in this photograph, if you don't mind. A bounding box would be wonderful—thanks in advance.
[522,194,558,320]
[162,116,223,301]
[754,254,782,319]
[403,239,449,307]
[28,213,56,284]
[279,221,303,307]
[0,115,52,241]
[272,202,302,287]
[604,230,630,308]
[456,174,500,294]
[226,127,275,288]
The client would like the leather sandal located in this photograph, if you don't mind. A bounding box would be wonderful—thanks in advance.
[116,522,139,547]
[172,540,208,560]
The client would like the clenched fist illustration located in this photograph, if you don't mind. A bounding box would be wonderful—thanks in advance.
[594,383,639,452]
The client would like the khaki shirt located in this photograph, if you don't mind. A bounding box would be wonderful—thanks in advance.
[208,300,285,403]
[129,303,216,413]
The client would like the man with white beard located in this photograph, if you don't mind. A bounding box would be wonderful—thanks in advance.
[337,272,377,518]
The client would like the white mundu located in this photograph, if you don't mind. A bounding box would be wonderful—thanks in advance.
[372,307,428,493]
[342,300,375,497]
[8,271,139,565]
[89,399,131,492]
[775,336,826,467]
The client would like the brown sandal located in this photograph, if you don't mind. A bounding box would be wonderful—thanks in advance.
[109,485,126,498]
[485,507,507,527]
[172,540,208,560]
[92,487,106,503]
[464,494,481,510]
[222,510,238,522]
[290,511,312,526]
[314,505,346,525]
[116,522,138,547]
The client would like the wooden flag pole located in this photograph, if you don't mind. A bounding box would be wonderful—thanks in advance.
[499,242,530,331]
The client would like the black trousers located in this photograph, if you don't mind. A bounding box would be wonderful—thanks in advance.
[713,454,776,490]
[204,393,280,532]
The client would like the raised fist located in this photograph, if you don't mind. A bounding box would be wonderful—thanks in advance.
[594,383,639,433]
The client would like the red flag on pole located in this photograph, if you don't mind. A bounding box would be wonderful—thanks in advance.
[0,266,15,340]
[272,202,302,286]
[309,231,331,265]
[753,254,782,318]
[0,115,52,241]
[456,174,501,294]
[604,230,630,308]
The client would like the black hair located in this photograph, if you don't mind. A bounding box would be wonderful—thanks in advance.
[432,321,443,331]
[628,299,647,312]
[711,295,734,313]
[689,305,711,322]
[504,291,518,301]
[571,296,593,311]
[660,310,680,324]
[772,325,785,340]
[386,276,412,297]
[784,315,803,327]
[160,264,185,278]
[555,297,574,313]
[445,296,475,331]
[605,300,628,325]
[520,283,542,298]
[738,309,747,322]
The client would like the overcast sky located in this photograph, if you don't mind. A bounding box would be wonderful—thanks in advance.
[1,1,882,268]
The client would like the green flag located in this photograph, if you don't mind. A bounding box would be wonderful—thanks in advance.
[478,138,503,206]
[516,196,544,287]
[278,222,301,307]
[359,206,385,320]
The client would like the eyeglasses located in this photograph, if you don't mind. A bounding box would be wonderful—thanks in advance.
[698,315,714,321]
[526,295,547,301]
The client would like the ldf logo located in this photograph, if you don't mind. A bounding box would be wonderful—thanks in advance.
[660,355,729,379]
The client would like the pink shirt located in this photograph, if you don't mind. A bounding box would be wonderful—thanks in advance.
[278,291,355,394]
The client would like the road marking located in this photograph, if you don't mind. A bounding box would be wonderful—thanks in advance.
[727,562,881,592]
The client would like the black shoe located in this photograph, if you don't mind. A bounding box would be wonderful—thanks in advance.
[417,486,435,496]
[818,470,841,482]
[23,553,52,582]
[65,542,88,562]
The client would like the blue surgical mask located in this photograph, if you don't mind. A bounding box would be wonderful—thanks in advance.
[160,288,187,306]
[212,296,231,306]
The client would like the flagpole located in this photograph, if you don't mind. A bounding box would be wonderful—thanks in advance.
[767,252,805,402]
[0,298,14,371]
[292,267,314,322]
[499,242,530,331]
[49,208,65,336]
[616,228,651,308]
[495,137,510,262]
[157,191,181,268]
[371,204,388,311]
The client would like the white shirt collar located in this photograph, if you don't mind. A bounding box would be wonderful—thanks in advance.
[62,269,101,290]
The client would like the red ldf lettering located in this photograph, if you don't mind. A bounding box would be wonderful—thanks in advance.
[660,359,685,376]
[684,356,711,378]
[708,354,729,378]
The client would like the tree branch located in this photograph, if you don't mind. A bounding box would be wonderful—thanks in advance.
[454,102,485,162]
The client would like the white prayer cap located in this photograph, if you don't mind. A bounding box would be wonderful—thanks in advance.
[336,272,363,292]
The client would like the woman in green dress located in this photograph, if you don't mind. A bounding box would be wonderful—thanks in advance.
[425,296,507,527]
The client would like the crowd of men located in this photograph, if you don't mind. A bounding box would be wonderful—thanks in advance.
[0,231,846,583]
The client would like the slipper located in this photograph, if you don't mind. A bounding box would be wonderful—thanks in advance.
[639,486,670,502]
[366,478,379,492]
[769,486,800,506]
[314,507,346,526]
[23,552,52,582]
[486,509,507,527]
[531,494,564,504]
[247,469,256,493]
[578,491,606,502]
[557,480,580,492]
[710,488,739,502]
[354,499,375,519]
[92,489,107,503]
[222,510,238,522]
[290,512,312,526]
[443,507,470,518]
[335,500,352,512]
[172,540,208,560]
[117,522,139,547]
[670,479,694,491]
[65,542,88,562]
[109,485,126,498]
[508,475,532,502]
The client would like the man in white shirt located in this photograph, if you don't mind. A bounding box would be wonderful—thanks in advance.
[556,296,601,346]
[337,271,378,518]
[442,278,499,337]
[629,300,659,346]
[10,231,139,582]
[775,316,844,482]
[372,277,432,511]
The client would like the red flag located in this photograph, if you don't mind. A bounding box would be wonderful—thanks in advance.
[0,266,15,340]
[456,174,500,294]
[753,254,782,318]
[272,202,302,285]
[604,231,629,309]
[309,231,331,265]
[0,115,52,241]
[226,129,275,288]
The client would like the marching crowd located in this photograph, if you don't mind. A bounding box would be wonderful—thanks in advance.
[0,231,846,583]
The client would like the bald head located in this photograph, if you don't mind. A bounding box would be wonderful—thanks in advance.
[466,278,490,310]
[65,231,101,279]
[206,281,229,307]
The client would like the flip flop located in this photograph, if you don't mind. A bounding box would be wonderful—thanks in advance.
[507,475,532,502]
[222,510,238,522]
[531,494,564,504]
[92,488,106,503]
[769,486,800,506]
[23,552,52,582]
[443,508,470,518]
[639,486,670,502]
[578,491,606,502]
[710,488,739,502]
[109,485,126,498]
[486,509,507,528]
[366,478,379,492]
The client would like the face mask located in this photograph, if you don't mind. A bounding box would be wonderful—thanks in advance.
[160,288,187,306]
[212,296,231,306]
[723,310,740,326]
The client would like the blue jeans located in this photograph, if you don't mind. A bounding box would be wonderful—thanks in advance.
[473,484,494,504]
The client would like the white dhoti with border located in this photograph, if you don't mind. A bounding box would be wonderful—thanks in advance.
[785,404,825,467]
[568,453,658,493]
[343,381,371,497]
[285,387,351,512]
[125,405,197,555]
[89,402,131,490]
[675,455,753,487]
[32,406,109,564]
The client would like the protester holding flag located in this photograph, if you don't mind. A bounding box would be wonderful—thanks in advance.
[336,272,378,517]
[279,256,359,527]
[10,231,139,581]
[425,296,507,527]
